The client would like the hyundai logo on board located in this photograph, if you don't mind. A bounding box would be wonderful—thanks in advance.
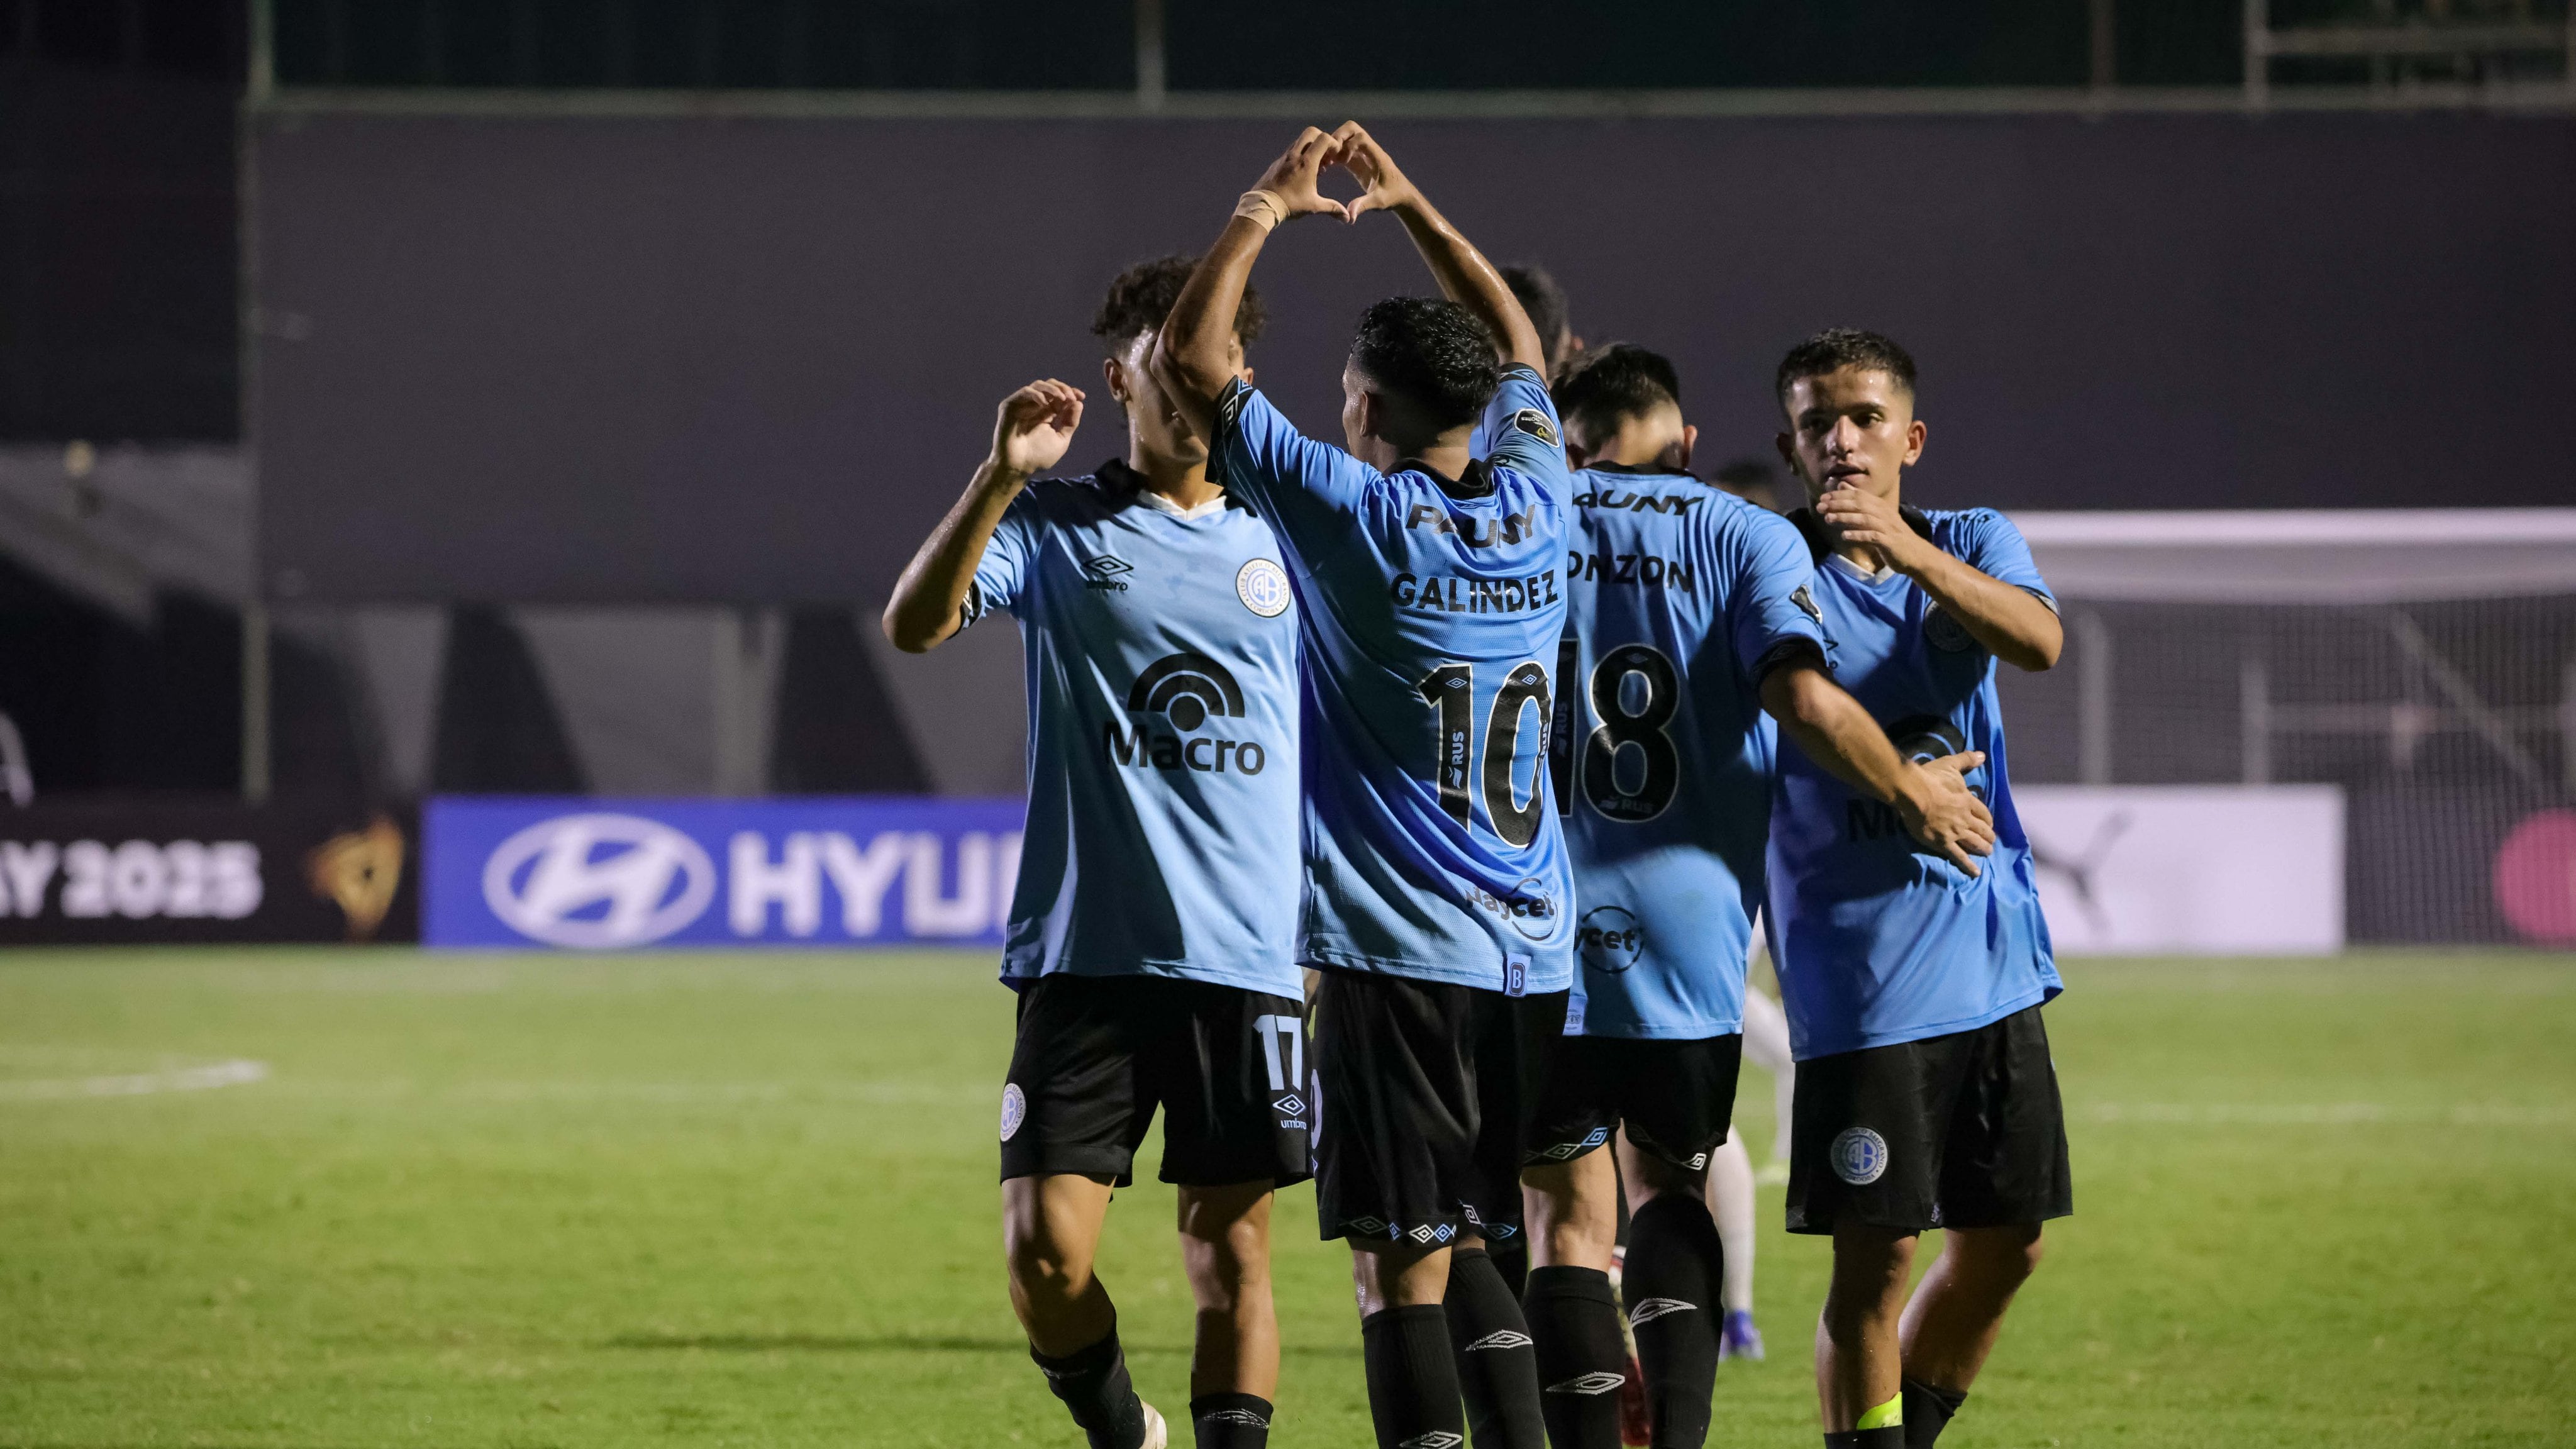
[480,813,718,948]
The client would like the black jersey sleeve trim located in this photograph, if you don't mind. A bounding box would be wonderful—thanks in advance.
[1751,636,1829,685]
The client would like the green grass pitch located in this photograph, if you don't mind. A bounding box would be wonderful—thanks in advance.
[1,949,2570,1447]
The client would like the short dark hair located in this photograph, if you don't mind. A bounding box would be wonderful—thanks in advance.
[1092,255,1265,354]
[1774,328,1917,409]
[1501,264,1571,372]
[1552,343,1680,445]
[1349,297,1501,431]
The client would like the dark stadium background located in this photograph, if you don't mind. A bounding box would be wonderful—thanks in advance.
[4,0,2573,943]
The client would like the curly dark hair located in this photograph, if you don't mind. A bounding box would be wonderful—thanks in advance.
[1092,255,1265,355]
[1349,297,1501,431]
[1552,342,1680,444]
[1501,264,1571,372]
[1775,327,1917,409]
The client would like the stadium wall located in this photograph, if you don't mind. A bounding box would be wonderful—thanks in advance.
[250,109,2576,607]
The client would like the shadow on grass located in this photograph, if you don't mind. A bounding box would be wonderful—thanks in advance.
[601,1332,1360,1358]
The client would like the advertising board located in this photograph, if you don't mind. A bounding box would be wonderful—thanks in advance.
[425,797,1021,950]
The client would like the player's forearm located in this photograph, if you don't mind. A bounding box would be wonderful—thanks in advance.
[1389,199,1546,374]
[1760,663,1916,806]
[1900,552,2063,671]
[1153,215,1270,440]
[880,460,1025,653]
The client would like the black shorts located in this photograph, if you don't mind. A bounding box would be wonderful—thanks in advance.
[1785,1004,2072,1235]
[999,974,1312,1189]
[1312,969,1568,1247]
[1527,1033,1744,1174]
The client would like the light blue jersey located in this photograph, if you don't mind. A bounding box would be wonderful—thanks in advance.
[1765,504,2062,1060]
[1213,366,1576,993]
[965,462,1302,997]
[1558,467,1826,1040]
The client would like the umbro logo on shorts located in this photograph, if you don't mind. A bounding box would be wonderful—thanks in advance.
[1405,1222,1458,1245]
[1399,1435,1464,1449]
[1546,1372,1627,1396]
[1462,1330,1532,1352]
[1627,1297,1697,1325]
[1346,1216,1391,1236]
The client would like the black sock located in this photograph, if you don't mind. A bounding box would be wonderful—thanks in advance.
[1621,1195,1724,1448]
[1363,1304,1470,1449]
[1523,1265,1629,1449]
[1900,1379,1965,1448]
[1823,1430,1905,1449]
[1031,1322,1148,1449]
[1443,1248,1547,1449]
[1191,1392,1274,1449]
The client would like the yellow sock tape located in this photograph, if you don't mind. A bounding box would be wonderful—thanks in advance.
[1856,1393,1904,1431]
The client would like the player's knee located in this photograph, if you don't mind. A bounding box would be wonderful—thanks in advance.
[1005,1224,1095,1298]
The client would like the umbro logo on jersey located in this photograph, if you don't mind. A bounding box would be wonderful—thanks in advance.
[1272,1094,1305,1117]
[1627,1297,1697,1325]
[1081,554,1135,591]
[1462,1330,1533,1352]
[1546,1372,1627,1396]
[1107,653,1268,777]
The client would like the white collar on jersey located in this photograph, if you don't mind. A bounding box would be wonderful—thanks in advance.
[1827,552,1899,585]
[1136,489,1228,523]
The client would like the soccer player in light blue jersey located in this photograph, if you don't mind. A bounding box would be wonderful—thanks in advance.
[1521,345,1996,1449]
[883,258,1304,1449]
[1152,125,1576,1449]
[1763,329,2071,1449]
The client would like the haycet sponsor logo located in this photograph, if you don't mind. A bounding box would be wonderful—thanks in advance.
[483,813,717,949]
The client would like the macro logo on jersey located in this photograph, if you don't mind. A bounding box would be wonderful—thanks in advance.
[1831,1126,1890,1185]
[1106,652,1270,776]
[1578,904,1643,974]
[1235,558,1291,618]
[1848,715,1982,845]
[480,813,716,948]
[1080,554,1133,592]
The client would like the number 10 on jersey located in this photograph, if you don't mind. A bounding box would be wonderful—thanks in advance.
[1416,660,1555,848]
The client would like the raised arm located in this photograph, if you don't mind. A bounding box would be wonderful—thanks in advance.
[880,380,1082,653]
[1815,489,2063,671]
[1153,127,1350,440]
[1760,660,1997,875]
[1333,122,1546,375]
